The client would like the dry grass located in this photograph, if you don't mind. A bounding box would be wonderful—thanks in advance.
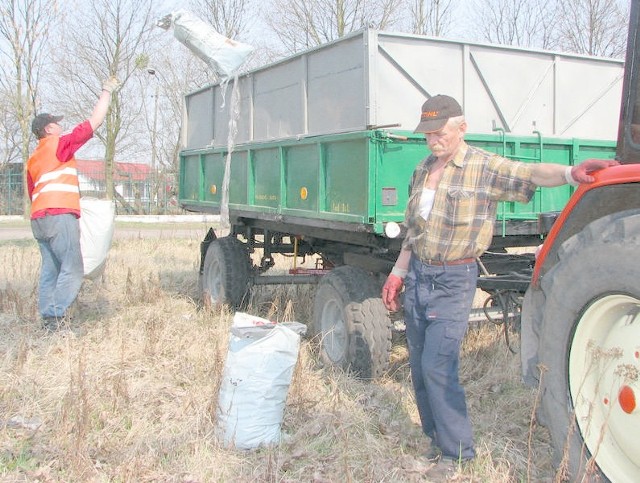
[0,229,554,482]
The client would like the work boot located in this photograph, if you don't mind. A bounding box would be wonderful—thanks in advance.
[423,445,443,462]
[425,457,463,481]
[41,314,70,332]
[42,316,60,332]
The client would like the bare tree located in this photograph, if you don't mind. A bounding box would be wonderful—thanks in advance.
[190,0,254,40]
[471,0,558,49]
[53,0,158,201]
[555,0,628,57]
[138,39,213,174]
[266,0,405,54]
[135,46,215,212]
[0,85,21,166]
[0,0,57,215]
[409,0,454,37]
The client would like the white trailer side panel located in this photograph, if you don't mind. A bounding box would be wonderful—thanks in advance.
[183,29,623,150]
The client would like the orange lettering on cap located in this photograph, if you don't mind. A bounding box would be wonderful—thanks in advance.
[421,110,440,120]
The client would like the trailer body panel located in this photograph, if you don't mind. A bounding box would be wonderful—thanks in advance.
[179,130,616,236]
[183,29,624,151]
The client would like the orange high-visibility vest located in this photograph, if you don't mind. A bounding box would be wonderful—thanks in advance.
[27,136,81,215]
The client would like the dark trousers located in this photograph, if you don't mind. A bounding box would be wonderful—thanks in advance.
[403,256,477,460]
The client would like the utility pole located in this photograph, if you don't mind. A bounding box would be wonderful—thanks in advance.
[148,68,159,172]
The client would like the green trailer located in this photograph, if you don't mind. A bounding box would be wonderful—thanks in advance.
[181,129,615,240]
[179,128,616,376]
[174,22,640,479]
[177,28,624,377]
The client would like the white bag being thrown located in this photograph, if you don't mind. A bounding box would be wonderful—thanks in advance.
[158,10,254,80]
[217,312,307,450]
[79,197,116,279]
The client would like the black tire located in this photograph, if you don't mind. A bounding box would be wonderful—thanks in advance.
[537,210,640,482]
[312,265,392,379]
[200,236,252,309]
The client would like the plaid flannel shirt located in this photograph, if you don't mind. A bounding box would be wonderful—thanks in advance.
[403,142,536,262]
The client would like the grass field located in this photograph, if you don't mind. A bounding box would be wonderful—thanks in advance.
[0,230,556,482]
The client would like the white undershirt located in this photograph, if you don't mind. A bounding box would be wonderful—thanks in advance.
[419,188,436,221]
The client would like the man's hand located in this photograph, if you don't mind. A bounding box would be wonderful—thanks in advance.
[570,159,620,184]
[382,274,404,312]
[102,76,121,94]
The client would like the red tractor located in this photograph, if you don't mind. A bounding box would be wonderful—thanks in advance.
[521,0,640,480]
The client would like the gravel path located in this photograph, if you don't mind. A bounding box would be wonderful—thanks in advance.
[0,217,220,241]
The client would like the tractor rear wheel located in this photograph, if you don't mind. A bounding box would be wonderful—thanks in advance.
[537,210,640,481]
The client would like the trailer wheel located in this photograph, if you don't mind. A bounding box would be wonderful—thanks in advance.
[537,210,640,481]
[312,265,392,379]
[200,236,252,309]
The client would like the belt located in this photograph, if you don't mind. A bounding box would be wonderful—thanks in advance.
[423,257,476,266]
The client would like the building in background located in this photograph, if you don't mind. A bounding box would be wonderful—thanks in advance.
[0,160,178,216]
[77,159,152,205]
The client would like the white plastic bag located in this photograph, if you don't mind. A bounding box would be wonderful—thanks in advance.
[161,10,254,80]
[217,312,306,449]
[79,197,115,279]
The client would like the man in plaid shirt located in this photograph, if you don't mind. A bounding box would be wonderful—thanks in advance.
[381,94,617,479]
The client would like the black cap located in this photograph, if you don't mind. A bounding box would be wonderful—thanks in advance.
[414,95,463,133]
[32,113,64,139]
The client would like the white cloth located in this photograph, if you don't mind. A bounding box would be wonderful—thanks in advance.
[419,188,436,221]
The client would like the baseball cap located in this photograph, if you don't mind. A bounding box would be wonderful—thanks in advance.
[414,95,463,133]
[32,113,64,139]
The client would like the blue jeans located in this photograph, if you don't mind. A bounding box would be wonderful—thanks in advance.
[31,214,84,319]
[404,256,477,460]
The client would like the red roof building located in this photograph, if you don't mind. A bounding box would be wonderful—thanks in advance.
[76,159,152,182]
[76,159,155,208]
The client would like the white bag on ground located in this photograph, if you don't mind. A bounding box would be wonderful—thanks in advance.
[217,312,306,449]
[161,10,254,80]
[79,197,115,279]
